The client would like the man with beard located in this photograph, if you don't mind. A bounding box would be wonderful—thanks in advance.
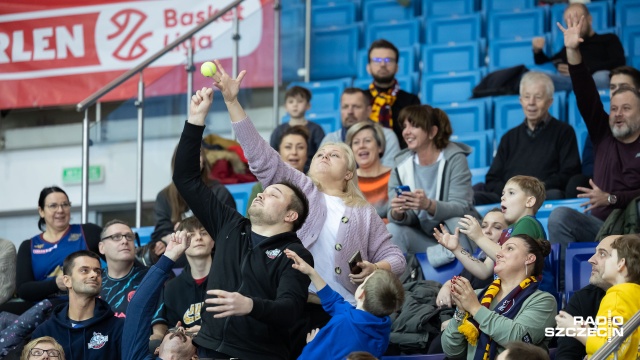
[98,219,148,318]
[366,39,421,149]
[552,235,615,360]
[172,85,314,360]
[320,88,400,167]
[32,250,123,359]
[547,13,640,248]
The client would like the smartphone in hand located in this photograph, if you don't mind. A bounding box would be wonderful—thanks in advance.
[348,250,363,275]
[395,185,411,197]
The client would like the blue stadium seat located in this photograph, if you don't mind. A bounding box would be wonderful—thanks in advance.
[422,41,480,74]
[493,92,565,143]
[568,90,609,130]
[366,19,421,49]
[439,98,489,134]
[311,3,357,29]
[281,4,305,81]
[282,111,341,135]
[470,166,490,185]
[421,70,481,104]
[415,253,464,285]
[488,37,541,72]
[422,0,474,18]
[488,7,546,40]
[536,198,585,219]
[450,129,494,168]
[544,242,561,292]
[622,26,640,64]
[426,13,482,44]
[311,24,361,80]
[225,182,258,216]
[132,226,154,247]
[616,0,640,29]
[364,0,414,23]
[482,0,535,13]
[357,46,417,78]
[565,242,598,296]
[288,78,352,113]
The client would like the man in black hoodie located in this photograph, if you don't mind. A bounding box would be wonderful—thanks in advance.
[173,78,314,359]
[32,250,123,360]
[150,216,213,344]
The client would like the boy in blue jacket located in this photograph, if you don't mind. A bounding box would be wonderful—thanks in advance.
[285,249,404,359]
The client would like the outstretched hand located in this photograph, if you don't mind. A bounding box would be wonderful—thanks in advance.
[458,215,483,242]
[434,224,461,251]
[577,178,609,212]
[188,87,214,126]
[211,59,246,104]
[285,249,314,276]
[557,13,585,50]
[164,230,191,261]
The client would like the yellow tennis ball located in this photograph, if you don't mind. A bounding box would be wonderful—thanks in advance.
[200,61,217,78]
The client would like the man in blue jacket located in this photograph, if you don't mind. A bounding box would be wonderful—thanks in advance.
[122,230,197,360]
[32,250,123,360]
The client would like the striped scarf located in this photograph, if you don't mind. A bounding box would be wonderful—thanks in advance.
[458,276,539,360]
[369,80,399,128]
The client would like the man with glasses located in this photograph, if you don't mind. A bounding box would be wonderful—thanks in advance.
[366,39,421,149]
[98,219,148,318]
[32,250,124,359]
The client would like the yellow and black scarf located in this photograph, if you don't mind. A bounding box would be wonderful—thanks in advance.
[369,80,400,128]
[458,276,539,360]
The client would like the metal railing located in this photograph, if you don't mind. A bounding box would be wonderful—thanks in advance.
[75,0,283,227]
[591,309,640,360]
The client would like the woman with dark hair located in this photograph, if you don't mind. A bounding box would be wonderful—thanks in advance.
[386,104,475,267]
[442,234,556,359]
[15,186,101,304]
[151,145,236,244]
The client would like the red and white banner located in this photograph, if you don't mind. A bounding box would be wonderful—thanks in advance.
[0,0,274,109]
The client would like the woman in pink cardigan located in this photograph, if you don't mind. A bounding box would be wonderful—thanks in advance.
[210,62,405,307]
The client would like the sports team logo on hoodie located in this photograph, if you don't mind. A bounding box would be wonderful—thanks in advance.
[87,332,109,349]
[265,249,282,259]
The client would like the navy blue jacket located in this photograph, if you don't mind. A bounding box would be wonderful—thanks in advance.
[32,297,123,360]
[122,255,176,360]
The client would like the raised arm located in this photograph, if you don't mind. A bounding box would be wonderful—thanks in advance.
[434,226,494,280]
[459,215,501,260]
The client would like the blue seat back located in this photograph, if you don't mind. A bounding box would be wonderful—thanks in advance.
[616,0,640,29]
[536,198,585,219]
[357,46,417,78]
[450,129,494,168]
[421,70,481,104]
[488,7,546,40]
[565,242,598,294]
[422,0,474,18]
[288,78,352,113]
[623,26,640,62]
[488,37,540,71]
[422,41,480,74]
[415,253,464,285]
[366,19,421,49]
[364,0,414,23]
[281,4,305,81]
[311,24,360,80]
[568,90,609,130]
[282,111,341,135]
[482,0,535,13]
[426,13,482,44]
[311,3,357,29]
[439,98,489,134]
[225,182,259,216]
[470,166,490,185]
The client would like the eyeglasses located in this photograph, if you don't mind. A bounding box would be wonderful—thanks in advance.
[166,327,197,339]
[101,233,136,242]
[371,57,397,65]
[45,202,71,211]
[30,348,60,357]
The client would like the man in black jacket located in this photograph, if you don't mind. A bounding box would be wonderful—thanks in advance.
[173,84,314,360]
[474,71,582,204]
[532,3,625,91]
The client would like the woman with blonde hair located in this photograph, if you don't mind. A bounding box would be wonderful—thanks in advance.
[21,336,65,360]
[346,121,391,220]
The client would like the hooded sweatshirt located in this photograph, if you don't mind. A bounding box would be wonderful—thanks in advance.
[32,297,123,360]
[298,285,392,359]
